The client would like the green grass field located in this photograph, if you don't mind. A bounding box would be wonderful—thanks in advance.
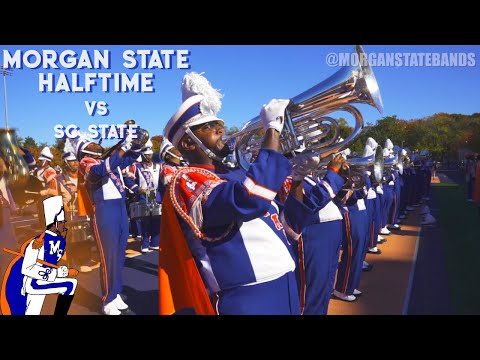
[433,181,480,314]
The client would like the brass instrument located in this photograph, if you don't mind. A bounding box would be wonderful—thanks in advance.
[101,120,150,160]
[0,128,30,187]
[383,152,399,180]
[341,145,384,190]
[229,45,384,171]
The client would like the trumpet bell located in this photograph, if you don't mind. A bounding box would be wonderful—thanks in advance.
[231,45,384,171]
[133,127,150,148]
[0,128,30,188]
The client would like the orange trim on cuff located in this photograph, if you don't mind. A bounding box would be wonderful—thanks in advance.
[327,166,339,174]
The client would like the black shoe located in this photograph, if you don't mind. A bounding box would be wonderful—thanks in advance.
[119,308,135,315]
[54,295,75,315]
[367,248,382,255]
[362,264,374,272]
[377,239,387,244]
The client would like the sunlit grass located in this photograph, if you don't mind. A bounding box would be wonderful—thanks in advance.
[433,182,480,314]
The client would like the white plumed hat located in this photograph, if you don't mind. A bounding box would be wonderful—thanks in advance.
[43,195,65,226]
[363,144,374,157]
[64,131,101,160]
[38,146,53,162]
[62,151,77,162]
[164,72,224,146]
[385,138,394,150]
[365,137,378,151]
[159,138,175,161]
[141,139,154,155]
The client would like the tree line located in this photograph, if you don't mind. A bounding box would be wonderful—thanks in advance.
[15,112,480,167]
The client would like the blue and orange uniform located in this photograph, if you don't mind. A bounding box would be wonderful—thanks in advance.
[124,161,161,251]
[334,188,369,297]
[79,151,138,306]
[280,171,345,315]
[161,149,318,315]
[1,231,77,315]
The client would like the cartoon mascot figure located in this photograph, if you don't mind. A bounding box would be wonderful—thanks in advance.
[1,195,79,315]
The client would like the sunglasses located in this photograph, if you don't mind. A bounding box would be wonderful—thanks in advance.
[192,121,224,132]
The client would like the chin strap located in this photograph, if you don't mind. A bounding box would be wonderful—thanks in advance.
[82,149,103,157]
[166,150,183,161]
[184,127,225,163]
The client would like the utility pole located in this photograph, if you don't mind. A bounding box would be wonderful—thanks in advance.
[0,65,13,129]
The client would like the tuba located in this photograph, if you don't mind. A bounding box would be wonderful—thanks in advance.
[340,145,384,190]
[0,128,30,187]
[229,45,384,171]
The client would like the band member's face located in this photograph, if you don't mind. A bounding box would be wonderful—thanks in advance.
[143,154,153,162]
[166,153,181,166]
[85,143,104,159]
[191,120,226,156]
[56,220,68,236]
[67,160,79,172]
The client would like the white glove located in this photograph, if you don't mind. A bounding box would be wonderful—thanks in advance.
[56,266,69,278]
[291,150,321,181]
[260,99,290,134]
[121,130,142,152]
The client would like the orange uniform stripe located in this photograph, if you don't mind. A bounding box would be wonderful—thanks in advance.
[341,213,353,295]
[92,215,109,302]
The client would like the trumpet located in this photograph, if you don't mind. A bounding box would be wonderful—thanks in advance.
[101,120,149,160]
[229,45,384,171]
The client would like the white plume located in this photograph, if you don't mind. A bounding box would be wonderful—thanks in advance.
[363,144,374,157]
[64,131,94,159]
[181,72,223,116]
[63,137,79,156]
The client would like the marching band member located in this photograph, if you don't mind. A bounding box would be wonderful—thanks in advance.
[333,186,369,302]
[159,72,319,315]
[398,148,411,221]
[124,140,162,253]
[364,138,383,254]
[1,195,78,315]
[57,151,98,272]
[33,146,59,228]
[389,145,404,227]
[34,146,59,197]
[381,143,395,234]
[57,152,79,210]
[362,145,378,271]
[66,131,141,315]
[280,147,347,314]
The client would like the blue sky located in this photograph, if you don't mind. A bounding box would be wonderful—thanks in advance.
[0,45,479,147]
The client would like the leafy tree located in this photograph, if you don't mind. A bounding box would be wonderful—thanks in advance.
[23,136,37,150]
[225,126,240,135]
[150,135,163,154]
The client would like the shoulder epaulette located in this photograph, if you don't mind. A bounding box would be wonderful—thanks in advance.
[32,233,46,250]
